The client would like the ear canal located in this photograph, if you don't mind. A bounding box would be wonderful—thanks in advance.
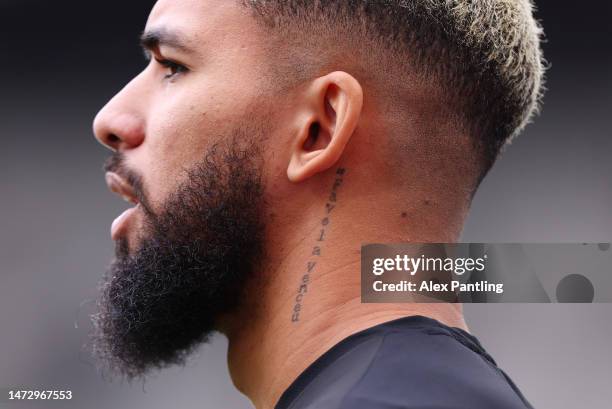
[303,122,321,151]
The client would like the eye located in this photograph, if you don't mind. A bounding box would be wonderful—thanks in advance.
[154,58,188,79]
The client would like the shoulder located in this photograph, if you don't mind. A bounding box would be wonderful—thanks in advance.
[336,330,532,409]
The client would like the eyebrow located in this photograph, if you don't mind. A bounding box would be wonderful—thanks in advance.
[139,28,195,56]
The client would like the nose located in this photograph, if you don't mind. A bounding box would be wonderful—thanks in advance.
[93,75,148,151]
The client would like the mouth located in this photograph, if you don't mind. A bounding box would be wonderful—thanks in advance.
[105,171,141,240]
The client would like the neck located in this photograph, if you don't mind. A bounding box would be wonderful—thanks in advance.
[220,168,469,409]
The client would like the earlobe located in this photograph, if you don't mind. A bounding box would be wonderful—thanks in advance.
[287,71,363,183]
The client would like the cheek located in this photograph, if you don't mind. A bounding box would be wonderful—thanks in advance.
[136,72,265,207]
[140,100,214,206]
[137,87,242,207]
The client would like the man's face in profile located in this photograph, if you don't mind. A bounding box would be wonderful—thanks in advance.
[92,0,278,378]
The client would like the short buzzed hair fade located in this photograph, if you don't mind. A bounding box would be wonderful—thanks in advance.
[241,0,546,182]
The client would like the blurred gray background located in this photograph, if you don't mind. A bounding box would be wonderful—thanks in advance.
[0,1,610,408]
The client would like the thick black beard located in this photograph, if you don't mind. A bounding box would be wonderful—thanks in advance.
[92,140,266,380]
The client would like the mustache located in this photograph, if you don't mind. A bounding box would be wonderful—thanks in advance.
[103,153,154,217]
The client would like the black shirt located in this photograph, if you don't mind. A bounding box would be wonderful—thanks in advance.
[275,315,534,409]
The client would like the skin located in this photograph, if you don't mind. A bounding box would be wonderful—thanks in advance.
[94,0,473,408]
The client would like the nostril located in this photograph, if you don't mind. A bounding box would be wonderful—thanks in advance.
[108,133,120,144]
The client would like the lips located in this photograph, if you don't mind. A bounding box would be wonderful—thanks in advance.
[105,172,139,204]
[105,171,140,240]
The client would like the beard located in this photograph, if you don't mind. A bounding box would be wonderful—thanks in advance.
[91,136,266,380]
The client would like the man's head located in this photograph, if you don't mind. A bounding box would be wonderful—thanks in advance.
[92,0,544,379]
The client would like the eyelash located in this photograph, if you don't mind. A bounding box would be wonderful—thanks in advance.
[154,58,188,79]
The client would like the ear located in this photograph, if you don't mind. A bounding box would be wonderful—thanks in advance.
[287,71,363,182]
